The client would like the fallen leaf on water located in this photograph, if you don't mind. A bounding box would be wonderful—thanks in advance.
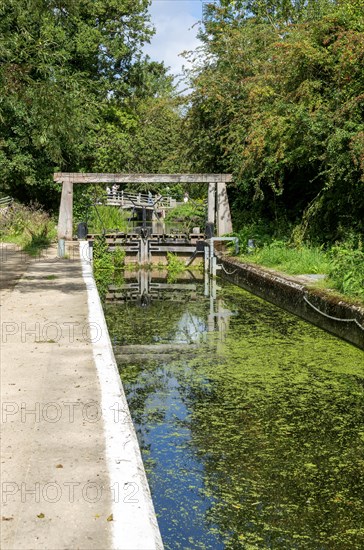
[95,514,100,519]
[107,514,113,522]
[37,513,45,519]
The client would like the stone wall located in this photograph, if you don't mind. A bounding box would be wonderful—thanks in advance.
[219,256,364,350]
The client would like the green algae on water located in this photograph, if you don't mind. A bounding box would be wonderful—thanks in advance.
[105,279,364,550]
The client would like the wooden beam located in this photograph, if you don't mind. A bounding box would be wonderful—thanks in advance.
[53,173,233,184]
[207,182,216,226]
[216,182,233,236]
[58,181,73,240]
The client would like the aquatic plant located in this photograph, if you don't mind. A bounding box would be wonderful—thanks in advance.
[106,281,364,549]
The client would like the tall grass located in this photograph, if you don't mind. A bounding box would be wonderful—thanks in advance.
[165,201,205,233]
[235,231,364,302]
[85,205,128,234]
[329,242,364,300]
[242,241,330,275]
[0,202,56,255]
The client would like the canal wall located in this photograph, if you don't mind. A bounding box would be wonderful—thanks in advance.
[219,256,364,350]
[80,242,164,549]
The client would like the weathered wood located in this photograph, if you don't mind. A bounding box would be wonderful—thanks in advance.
[58,181,73,240]
[207,182,216,226]
[148,246,199,253]
[55,172,233,239]
[115,344,199,354]
[216,182,233,236]
[54,172,233,184]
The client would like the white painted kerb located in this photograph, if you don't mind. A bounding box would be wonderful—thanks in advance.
[80,241,164,550]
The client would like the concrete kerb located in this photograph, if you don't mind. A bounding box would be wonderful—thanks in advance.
[79,241,163,550]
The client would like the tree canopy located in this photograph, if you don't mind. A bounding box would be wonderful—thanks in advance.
[1,0,363,243]
[0,0,182,208]
[182,0,364,240]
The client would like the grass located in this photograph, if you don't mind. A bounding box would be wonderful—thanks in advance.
[234,235,364,304]
[239,241,330,275]
[83,205,128,234]
[166,252,186,282]
[0,202,56,256]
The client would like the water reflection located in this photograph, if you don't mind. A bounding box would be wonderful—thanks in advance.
[105,274,364,550]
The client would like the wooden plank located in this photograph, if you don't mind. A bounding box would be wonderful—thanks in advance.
[207,182,216,226]
[115,344,199,354]
[54,173,233,184]
[148,246,200,253]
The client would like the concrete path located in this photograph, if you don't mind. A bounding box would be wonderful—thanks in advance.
[0,243,31,293]
[0,243,162,550]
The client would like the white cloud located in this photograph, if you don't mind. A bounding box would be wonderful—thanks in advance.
[144,1,203,82]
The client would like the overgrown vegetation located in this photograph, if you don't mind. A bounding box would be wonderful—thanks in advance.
[183,0,364,241]
[86,206,129,235]
[241,241,330,275]
[165,201,206,234]
[92,236,126,300]
[236,227,364,301]
[166,252,186,282]
[0,202,56,255]
[329,238,364,299]
[0,0,183,210]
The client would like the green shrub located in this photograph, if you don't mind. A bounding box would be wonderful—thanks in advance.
[165,201,205,233]
[93,236,126,299]
[235,223,276,250]
[112,246,126,269]
[166,252,186,282]
[329,241,364,300]
[0,202,56,255]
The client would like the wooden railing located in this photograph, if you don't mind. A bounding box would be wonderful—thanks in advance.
[0,196,13,208]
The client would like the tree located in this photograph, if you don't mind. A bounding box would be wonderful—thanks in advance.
[0,0,152,208]
[183,0,364,240]
[89,60,183,177]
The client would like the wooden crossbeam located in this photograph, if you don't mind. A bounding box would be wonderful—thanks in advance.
[56,172,233,241]
[54,172,232,184]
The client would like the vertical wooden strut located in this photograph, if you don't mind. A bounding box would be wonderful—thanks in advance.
[54,173,233,241]
[216,182,233,236]
[207,182,216,227]
[58,181,74,240]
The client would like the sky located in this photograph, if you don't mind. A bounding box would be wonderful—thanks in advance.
[143,1,206,83]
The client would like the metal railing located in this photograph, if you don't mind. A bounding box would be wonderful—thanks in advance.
[106,191,178,209]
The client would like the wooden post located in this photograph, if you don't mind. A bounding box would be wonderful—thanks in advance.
[207,182,216,226]
[216,182,233,236]
[54,173,234,240]
[58,180,73,240]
